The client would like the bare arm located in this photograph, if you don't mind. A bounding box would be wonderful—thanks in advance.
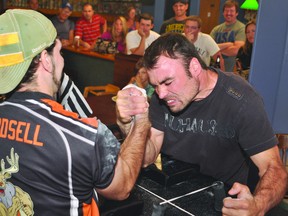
[116,87,164,168]
[142,127,164,167]
[102,20,107,33]
[97,111,151,200]
[60,30,74,47]
[219,41,245,56]
[130,29,146,56]
[212,51,225,71]
[68,29,74,45]
[223,146,287,215]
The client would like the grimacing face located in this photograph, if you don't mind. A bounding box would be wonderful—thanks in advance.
[148,56,200,113]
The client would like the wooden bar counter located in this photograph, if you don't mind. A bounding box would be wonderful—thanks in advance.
[62,45,115,93]
[62,45,141,93]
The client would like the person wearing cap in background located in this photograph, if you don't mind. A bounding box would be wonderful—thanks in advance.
[0,9,150,216]
[27,0,39,10]
[51,2,75,47]
[75,3,107,49]
[159,0,189,34]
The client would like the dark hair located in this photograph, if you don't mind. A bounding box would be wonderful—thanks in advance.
[125,6,136,20]
[243,19,256,55]
[143,32,208,77]
[134,57,145,75]
[173,0,189,5]
[223,0,239,13]
[185,15,202,28]
[138,13,154,24]
[82,3,93,10]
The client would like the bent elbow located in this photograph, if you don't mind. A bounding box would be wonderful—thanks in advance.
[114,191,131,201]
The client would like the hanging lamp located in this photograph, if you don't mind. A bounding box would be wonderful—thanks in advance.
[240,0,259,10]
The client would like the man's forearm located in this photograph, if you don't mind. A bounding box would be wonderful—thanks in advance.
[253,162,287,214]
[221,45,241,56]
[116,116,151,197]
[103,115,151,200]
[131,37,146,55]
[218,42,233,51]
[117,118,133,137]
[142,138,158,167]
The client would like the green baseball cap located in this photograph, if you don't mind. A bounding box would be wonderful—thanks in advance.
[0,9,57,94]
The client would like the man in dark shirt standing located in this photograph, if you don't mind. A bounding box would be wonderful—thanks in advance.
[159,0,189,34]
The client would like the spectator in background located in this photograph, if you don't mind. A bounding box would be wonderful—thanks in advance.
[129,58,154,100]
[51,2,74,47]
[159,0,189,34]
[236,20,256,80]
[101,16,128,53]
[27,0,39,10]
[183,16,225,70]
[210,0,245,72]
[75,3,107,49]
[125,6,139,32]
[126,13,160,55]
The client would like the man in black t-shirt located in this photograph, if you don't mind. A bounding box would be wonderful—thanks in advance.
[159,0,189,34]
[116,32,287,216]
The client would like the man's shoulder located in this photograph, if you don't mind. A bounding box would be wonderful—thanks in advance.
[127,30,139,37]
[50,15,57,22]
[92,14,106,20]
[76,17,86,25]
[199,32,214,41]
[150,30,160,38]
[217,70,257,98]
[235,20,245,27]
[162,17,176,25]
[211,22,226,32]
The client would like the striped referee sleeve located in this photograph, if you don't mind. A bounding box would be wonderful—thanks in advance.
[58,73,93,117]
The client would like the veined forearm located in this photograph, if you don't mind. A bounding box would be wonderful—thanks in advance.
[253,162,287,214]
[118,117,151,186]
[142,137,159,167]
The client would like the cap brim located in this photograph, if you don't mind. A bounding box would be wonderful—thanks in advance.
[0,58,33,94]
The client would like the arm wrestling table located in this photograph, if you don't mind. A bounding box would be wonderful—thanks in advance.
[99,155,225,216]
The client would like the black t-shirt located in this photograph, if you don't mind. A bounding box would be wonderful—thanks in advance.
[237,46,252,70]
[150,69,277,186]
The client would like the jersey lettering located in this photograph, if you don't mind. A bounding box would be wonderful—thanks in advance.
[0,118,43,146]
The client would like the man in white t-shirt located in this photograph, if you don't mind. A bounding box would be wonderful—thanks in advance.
[183,16,225,70]
[126,13,160,55]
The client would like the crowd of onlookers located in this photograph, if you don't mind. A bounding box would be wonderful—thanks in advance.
[25,0,255,79]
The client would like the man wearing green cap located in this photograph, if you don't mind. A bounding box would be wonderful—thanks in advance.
[0,9,150,216]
